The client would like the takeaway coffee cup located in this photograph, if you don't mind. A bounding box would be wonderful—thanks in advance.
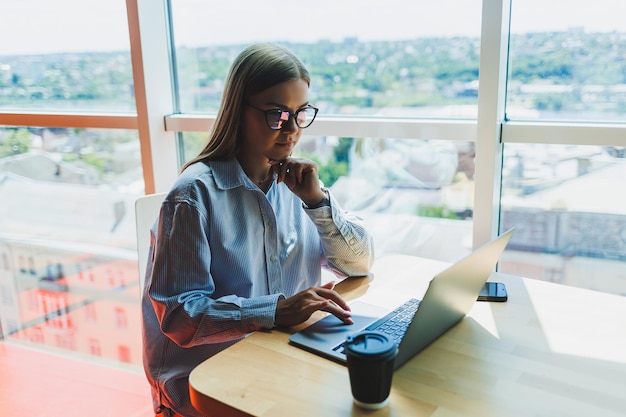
[344,331,398,409]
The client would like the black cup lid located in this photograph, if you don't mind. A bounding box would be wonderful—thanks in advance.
[345,331,397,358]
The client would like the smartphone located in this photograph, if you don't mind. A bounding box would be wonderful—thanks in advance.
[477,282,508,302]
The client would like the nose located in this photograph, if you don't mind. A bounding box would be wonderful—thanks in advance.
[280,114,299,133]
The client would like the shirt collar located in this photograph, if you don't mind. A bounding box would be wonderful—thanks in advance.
[210,158,251,190]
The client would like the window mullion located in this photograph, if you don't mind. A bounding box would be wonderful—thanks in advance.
[473,0,511,248]
[127,0,179,194]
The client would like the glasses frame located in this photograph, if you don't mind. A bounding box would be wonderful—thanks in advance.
[246,104,319,130]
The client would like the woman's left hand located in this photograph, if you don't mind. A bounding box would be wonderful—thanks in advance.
[270,157,326,206]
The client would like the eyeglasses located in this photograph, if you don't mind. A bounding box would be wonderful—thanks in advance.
[246,104,319,130]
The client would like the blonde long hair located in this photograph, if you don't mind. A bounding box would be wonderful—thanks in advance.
[182,43,311,171]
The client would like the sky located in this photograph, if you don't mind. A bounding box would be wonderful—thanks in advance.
[1,0,625,56]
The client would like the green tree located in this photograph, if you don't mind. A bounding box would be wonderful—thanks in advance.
[317,160,349,188]
[78,152,110,175]
[0,129,31,157]
[309,137,353,187]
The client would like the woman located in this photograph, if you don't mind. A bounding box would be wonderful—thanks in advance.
[141,43,374,417]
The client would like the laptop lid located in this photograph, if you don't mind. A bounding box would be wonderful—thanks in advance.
[288,228,514,369]
[393,228,514,368]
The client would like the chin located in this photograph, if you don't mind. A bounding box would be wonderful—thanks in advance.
[269,149,294,161]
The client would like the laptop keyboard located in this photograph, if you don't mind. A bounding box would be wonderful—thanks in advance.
[367,298,420,344]
[332,298,421,354]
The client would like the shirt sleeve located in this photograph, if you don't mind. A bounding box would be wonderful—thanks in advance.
[147,199,282,348]
[304,188,375,278]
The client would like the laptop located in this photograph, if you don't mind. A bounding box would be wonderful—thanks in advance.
[289,228,514,370]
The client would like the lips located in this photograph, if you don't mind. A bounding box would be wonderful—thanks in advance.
[276,141,295,149]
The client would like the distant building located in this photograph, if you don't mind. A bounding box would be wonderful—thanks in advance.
[0,150,99,184]
[0,172,142,365]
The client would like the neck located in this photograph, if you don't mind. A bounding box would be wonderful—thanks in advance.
[251,170,272,184]
[237,154,272,185]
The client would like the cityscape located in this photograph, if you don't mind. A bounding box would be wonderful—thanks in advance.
[2,30,626,118]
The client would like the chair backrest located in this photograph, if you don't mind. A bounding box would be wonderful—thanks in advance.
[135,192,166,292]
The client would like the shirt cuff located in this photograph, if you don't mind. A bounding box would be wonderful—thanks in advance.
[241,293,284,329]
[303,189,330,209]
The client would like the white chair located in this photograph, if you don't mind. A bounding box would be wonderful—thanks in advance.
[135,192,167,291]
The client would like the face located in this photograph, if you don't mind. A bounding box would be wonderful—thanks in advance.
[239,78,310,165]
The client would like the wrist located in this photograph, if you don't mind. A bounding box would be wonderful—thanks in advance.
[304,189,329,209]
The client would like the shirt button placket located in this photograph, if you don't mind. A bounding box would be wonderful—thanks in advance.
[268,253,282,294]
[263,204,282,295]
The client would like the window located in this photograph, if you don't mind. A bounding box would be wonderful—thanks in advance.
[30,326,44,344]
[0,1,134,112]
[297,136,475,261]
[169,0,626,295]
[171,0,483,262]
[118,344,132,363]
[114,307,128,329]
[170,0,482,116]
[0,1,142,368]
[84,303,97,322]
[0,126,144,361]
[499,144,626,294]
[88,338,102,357]
[499,0,626,296]
[2,0,625,375]
[507,0,626,122]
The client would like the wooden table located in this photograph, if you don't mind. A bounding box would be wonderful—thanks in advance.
[189,255,626,417]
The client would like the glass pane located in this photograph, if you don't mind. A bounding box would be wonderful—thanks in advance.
[303,136,475,262]
[171,0,482,118]
[0,127,145,368]
[507,0,626,122]
[0,1,134,112]
[179,131,207,165]
[499,143,626,296]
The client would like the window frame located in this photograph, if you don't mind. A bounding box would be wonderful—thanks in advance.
[0,0,624,248]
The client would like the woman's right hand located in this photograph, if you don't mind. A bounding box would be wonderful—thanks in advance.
[274,281,353,327]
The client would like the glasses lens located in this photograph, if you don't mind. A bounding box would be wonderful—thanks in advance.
[266,110,289,130]
[296,107,317,128]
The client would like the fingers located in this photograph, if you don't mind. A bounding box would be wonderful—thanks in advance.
[275,283,353,327]
[274,162,297,186]
[321,281,335,290]
[270,158,314,187]
[311,284,353,324]
[322,299,354,325]
[316,283,351,312]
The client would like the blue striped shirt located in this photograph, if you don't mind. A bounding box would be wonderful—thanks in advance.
[141,158,374,416]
